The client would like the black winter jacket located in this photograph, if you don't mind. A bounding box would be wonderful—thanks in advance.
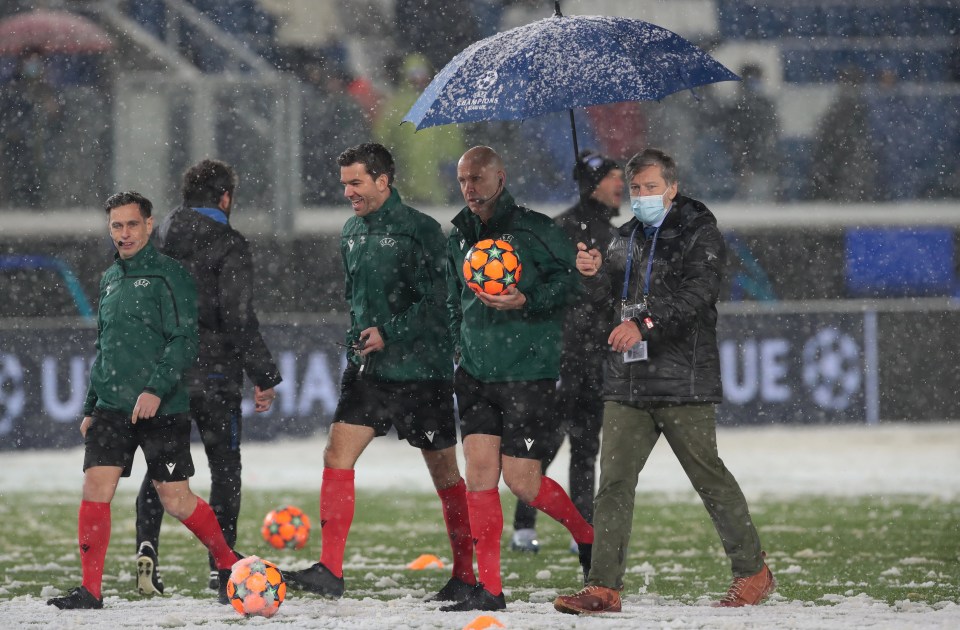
[584,195,725,403]
[155,206,282,393]
[553,197,618,362]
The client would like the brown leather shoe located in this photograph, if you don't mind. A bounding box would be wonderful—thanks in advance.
[553,585,622,615]
[714,555,777,607]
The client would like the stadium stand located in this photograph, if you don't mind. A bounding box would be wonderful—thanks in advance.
[716,0,960,201]
[0,0,957,213]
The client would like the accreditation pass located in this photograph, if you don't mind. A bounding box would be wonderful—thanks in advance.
[620,303,648,363]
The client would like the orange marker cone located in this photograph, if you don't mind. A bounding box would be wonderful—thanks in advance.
[463,614,505,630]
[406,553,445,570]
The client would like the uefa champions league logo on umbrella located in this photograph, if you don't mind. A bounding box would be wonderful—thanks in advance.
[456,70,501,113]
[476,70,499,91]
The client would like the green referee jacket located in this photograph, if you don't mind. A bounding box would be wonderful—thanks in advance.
[446,189,579,382]
[340,187,453,381]
[83,243,199,417]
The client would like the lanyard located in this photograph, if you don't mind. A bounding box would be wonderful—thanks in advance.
[620,224,659,306]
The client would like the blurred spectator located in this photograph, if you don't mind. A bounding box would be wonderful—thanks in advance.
[0,49,62,207]
[866,64,933,200]
[585,101,647,164]
[374,53,464,205]
[328,1,393,95]
[810,66,878,201]
[723,63,779,201]
[257,1,384,123]
[646,85,735,201]
[344,69,382,126]
[296,49,371,205]
[878,64,899,90]
[949,35,960,82]
[394,0,480,70]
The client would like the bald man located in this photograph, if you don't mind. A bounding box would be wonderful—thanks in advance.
[441,146,594,612]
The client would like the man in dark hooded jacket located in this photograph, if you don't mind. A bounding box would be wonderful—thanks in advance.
[554,149,775,615]
[510,150,622,554]
[133,159,282,596]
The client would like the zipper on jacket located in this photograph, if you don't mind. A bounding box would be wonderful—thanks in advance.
[689,324,700,396]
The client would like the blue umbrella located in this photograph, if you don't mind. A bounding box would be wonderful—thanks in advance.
[403,1,739,161]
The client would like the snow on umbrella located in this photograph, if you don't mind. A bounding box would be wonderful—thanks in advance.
[0,9,113,56]
[403,1,739,161]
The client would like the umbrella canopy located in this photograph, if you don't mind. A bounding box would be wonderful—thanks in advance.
[0,9,113,56]
[403,5,738,160]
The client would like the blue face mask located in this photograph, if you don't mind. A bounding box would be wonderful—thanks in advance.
[630,191,669,225]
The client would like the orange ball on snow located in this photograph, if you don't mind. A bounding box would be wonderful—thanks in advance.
[261,505,311,550]
[225,556,286,618]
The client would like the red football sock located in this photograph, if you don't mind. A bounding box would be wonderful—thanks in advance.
[467,488,503,596]
[437,478,476,584]
[319,467,355,578]
[181,498,238,570]
[529,476,595,545]
[78,500,110,600]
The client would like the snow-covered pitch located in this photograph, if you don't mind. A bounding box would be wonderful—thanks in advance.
[2,422,958,629]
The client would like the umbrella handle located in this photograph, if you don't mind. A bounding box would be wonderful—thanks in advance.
[568,109,580,166]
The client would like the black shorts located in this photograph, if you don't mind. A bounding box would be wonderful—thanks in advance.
[83,408,195,482]
[333,363,457,451]
[454,367,556,460]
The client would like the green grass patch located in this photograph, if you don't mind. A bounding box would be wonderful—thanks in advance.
[1,489,957,606]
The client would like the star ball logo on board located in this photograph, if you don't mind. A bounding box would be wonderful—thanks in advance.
[0,353,26,436]
[802,328,861,410]
[457,70,500,112]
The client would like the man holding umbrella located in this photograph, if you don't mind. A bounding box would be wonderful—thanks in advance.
[443,146,594,612]
[554,149,776,614]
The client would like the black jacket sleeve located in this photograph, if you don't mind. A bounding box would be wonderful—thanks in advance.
[220,237,282,389]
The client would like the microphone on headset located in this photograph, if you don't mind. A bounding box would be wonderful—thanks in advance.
[471,178,504,204]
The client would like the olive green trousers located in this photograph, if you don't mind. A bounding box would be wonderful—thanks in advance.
[588,401,764,589]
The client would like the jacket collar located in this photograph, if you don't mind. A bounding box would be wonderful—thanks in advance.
[364,187,404,224]
[115,241,159,271]
[452,189,519,237]
[191,206,229,224]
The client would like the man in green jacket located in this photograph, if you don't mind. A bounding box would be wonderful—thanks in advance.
[47,191,241,610]
[440,146,594,612]
[286,143,475,603]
